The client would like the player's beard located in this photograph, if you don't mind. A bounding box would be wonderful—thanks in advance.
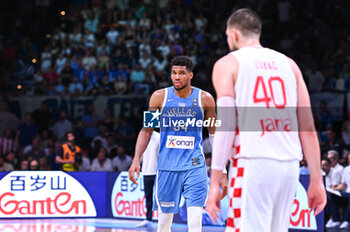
[174,83,188,91]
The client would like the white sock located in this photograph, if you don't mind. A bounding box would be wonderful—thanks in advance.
[157,211,174,232]
[187,206,203,232]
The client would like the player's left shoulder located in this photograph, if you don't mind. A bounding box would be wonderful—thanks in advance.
[200,90,215,107]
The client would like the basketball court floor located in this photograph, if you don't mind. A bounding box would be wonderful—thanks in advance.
[0,218,225,232]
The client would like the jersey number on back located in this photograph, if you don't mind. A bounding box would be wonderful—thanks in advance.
[253,76,286,108]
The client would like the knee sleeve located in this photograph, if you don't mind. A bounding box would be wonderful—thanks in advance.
[187,206,203,232]
[157,211,174,232]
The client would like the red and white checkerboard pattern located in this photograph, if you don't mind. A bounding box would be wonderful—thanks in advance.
[226,126,244,232]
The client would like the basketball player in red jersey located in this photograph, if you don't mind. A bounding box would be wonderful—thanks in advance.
[207,9,326,232]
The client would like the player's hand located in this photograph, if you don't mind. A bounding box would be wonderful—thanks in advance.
[219,173,228,200]
[207,169,224,224]
[207,182,221,224]
[128,160,141,185]
[307,180,326,216]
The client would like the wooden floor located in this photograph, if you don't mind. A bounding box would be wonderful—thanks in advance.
[0,218,226,232]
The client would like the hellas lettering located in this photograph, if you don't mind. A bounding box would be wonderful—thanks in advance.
[166,108,196,117]
[290,198,311,227]
[260,118,291,136]
[0,192,86,215]
[115,192,146,217]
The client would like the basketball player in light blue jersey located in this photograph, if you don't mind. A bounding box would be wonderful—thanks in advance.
[129,56,227,232]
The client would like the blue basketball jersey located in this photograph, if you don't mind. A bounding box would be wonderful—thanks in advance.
[158,86,205,171]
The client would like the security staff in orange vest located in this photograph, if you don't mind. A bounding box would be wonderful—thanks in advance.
[56,131,82,171]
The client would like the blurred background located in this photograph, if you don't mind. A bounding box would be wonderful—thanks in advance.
[0,0,349,172]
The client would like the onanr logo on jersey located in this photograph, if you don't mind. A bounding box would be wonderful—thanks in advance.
[166,135,194,149]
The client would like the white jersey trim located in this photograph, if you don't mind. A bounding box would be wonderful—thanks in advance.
[160,88,168,112]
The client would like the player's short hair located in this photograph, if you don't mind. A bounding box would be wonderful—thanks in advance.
[227,8,262,37]
[170,56,194,72]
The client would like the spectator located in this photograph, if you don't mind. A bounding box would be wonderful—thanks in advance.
[102,108,114,132]
[157,40,170,58]
[32,101,53,133]
[328,153,350,229]
[56,131,82,171]
[305,63,325,92]
[80,151,91,171]
[40,46,52,72]
[322,158,342,189]
[29,159,40,171]
[114,116,135,149]
[82,104,100,148]
[84,12,99,33]
[0,155,14,171]
[69,77,84,95]
[139,12,151,29]
[43,66,59,84]
[98,49,110,70]
[139,51,152,70]
[19,159,29,171]
[114,75,128,94]
[39,130,51,151]
[112,146,132,171]
[327,150,345,177]
[82,51,97,71]
[111,49,126,70]
[0,101,20,136]
[299,155,309,175]
[153,53,167,74]
[106,27,120,46]
[5,152,17,169]
[55,78,66,95]
[130,63,145,83]
[0,129,18,156]
[322,131,347,159]
[17,113,38,148]
[39,156,49,170]
[106,135,118,157]
[91,148,113,171]
[24,137,46,162]
[194,13,207,31]
[89,139,102,160]
[52,110,73,141]
[91,124,108,149]
[55,54,67,74]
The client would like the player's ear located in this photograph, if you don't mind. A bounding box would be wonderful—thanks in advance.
[190,72,193,79]
[234,29,242,44]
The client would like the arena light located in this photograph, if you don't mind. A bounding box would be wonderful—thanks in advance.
[17,84,22,90]
[61,11,66,16]
[32,59,37,64]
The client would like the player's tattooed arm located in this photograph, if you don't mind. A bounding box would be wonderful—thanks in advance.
[129,89,165,184]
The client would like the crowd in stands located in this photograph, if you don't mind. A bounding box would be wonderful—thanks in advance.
[0,0,350,227]
[1,0,350,225]
[0,100,134,172]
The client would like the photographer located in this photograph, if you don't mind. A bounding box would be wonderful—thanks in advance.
[55,131,82,171]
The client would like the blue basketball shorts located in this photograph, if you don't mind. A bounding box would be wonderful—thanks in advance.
[153,166,208,214]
